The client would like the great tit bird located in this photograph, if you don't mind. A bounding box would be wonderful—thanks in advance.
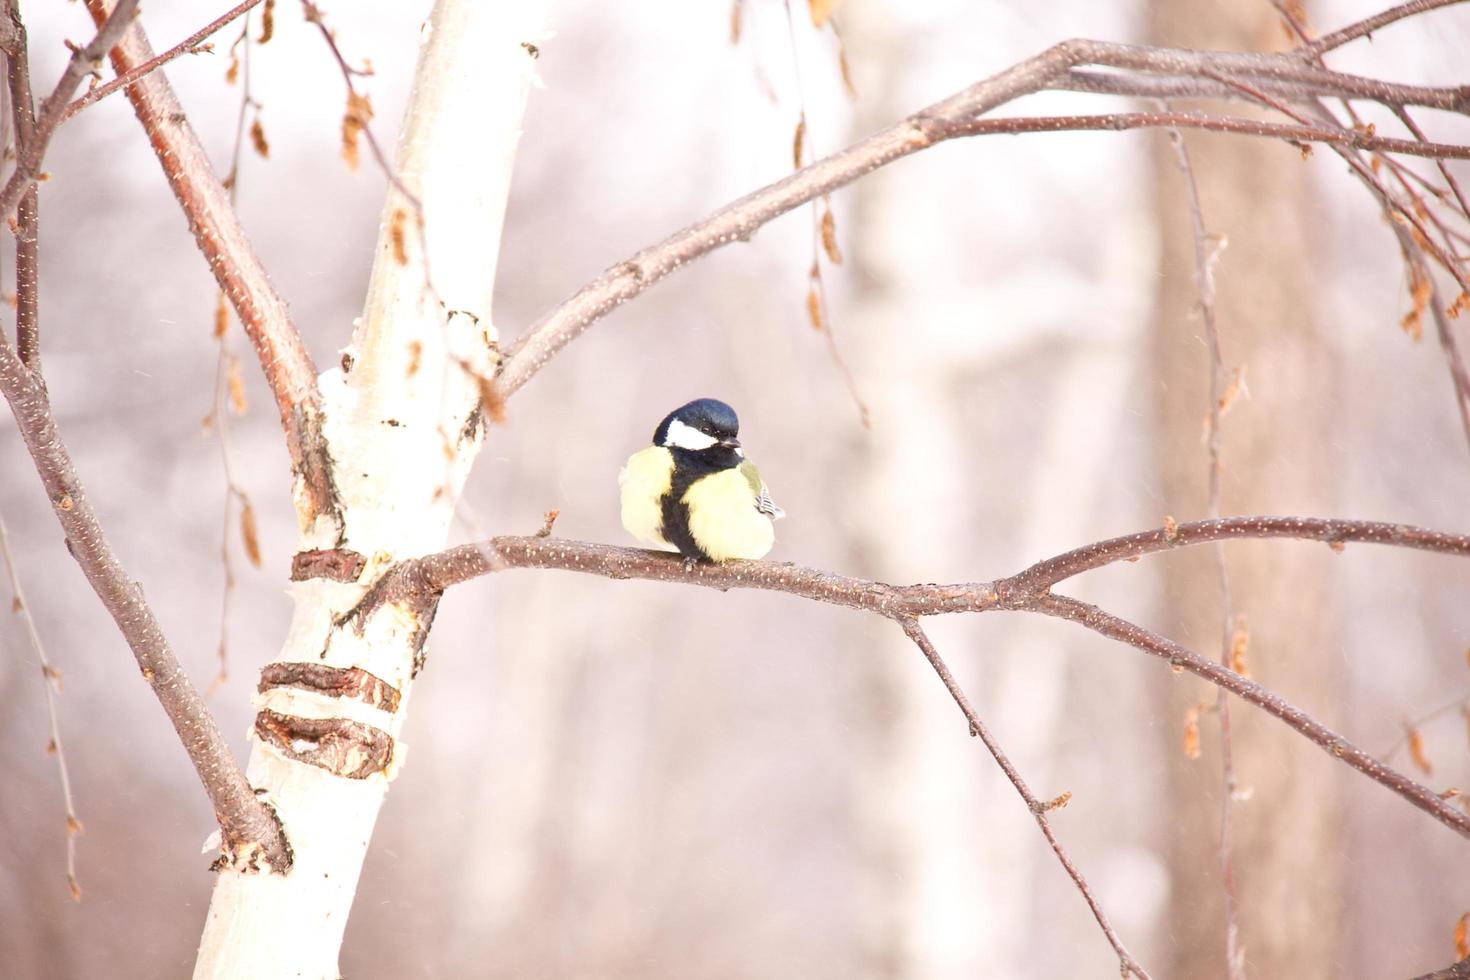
[620,398,784,563]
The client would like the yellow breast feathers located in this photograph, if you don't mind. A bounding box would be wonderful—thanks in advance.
[619,446,676,550]
[683,464,777,562]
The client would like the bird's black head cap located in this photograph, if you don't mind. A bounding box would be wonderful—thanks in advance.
[653,398,740,446]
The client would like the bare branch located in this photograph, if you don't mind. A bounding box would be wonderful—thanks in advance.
[1000,515,1470,595]
[80,0,337,526]
[1301,0,1469,57]
[899,618,1153,980]
[0,0,140,225]
[497,16,1470,398]
[62,0,264,123]
[1032,594,1470,841]
[1,1,39,371]
[0,339,290,870]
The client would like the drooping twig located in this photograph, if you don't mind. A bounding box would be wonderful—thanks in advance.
[1273,1,1470,458]
[496,20,1470,398]
[0,510,82,899]
[80,0,336,526]
[61,0,263,123]
[1163,123,1244,980]
[780,0,870,428]
[899,617,1153,980]
[0,337,290,870]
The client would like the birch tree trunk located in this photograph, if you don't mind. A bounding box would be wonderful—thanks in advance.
[193,2,548,975]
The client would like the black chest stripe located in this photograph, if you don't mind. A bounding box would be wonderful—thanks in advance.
[659,447,741,561]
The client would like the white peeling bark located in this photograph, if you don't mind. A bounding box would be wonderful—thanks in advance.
[193,3,548,977]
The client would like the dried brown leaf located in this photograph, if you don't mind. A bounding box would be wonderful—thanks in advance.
[1449,291,1469,320]
[792,116,806,170]
[1402,265,1431,341]
[213,292,229,339]
[1039,790,1072,812]
[808,0,843,28]
[68,875,81,902]
[226,53,240,86]
[1456,911,1470,961]
[806,285,823,330]
[1408,727,1433,776]
[226,355,248,415]
[66,815,83,836]
[342,92,374,171]
[478,377,508,425]
[1162,515,1179,541]
[820,206,842,265]
[249,117,270,159]
[837,38,857,99]
[259,0,276,44]
[1217,366,1244,415]
[1183,705,1201,759]
[729,0,742,44]
[240,500,262,568]
[1228,617,1250,677]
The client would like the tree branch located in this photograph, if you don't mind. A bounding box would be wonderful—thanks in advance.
[496,9,1470,397]
[0,0,140,225]
[0,338,290,871]
[353,514,1470,847]
[80,0,337,528]
[2,0,40,370]
[898,617,1152,979]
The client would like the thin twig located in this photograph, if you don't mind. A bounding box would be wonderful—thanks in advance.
[0,337,290,870]
[1163,121,1244,980]
[1300,0,1468,57]
[0,510,82,900]
[899,617,1153,980]
[0,0,140,226]
[61,0,262,123]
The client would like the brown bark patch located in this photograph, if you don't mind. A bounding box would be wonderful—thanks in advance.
[291,547,367,582]
[254,709,393,779]
[258,662,401,713]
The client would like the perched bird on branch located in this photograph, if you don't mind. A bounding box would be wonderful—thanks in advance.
[620,398,784,562]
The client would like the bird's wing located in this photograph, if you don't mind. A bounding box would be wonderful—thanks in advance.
[739,460,785,520]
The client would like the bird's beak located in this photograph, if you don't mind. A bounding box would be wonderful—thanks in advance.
[719,437,741,449]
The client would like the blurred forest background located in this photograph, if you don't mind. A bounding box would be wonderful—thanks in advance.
[3,0,1470,977]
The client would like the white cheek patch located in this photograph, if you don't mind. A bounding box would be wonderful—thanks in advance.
[664,418,718,451]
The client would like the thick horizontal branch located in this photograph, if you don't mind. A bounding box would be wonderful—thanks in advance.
[497,19,1470,396]
[81,0,337,526]
[0,338,290,870]
[354,514,1470,842]
[999,516,1470,596]
[373,516,1470,616]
